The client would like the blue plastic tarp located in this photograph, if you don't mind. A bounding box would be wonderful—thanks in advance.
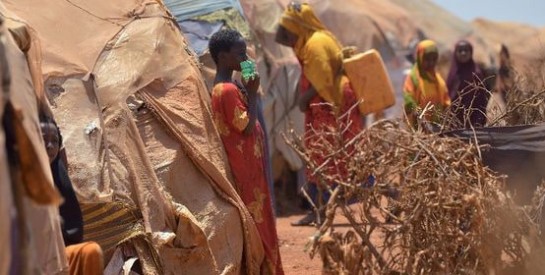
[179,20,224,55]
[163,0,243,22]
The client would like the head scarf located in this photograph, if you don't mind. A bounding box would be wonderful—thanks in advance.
[415,40,439,79]
[447,40,488,127]
[446,40,482,99]
[279,3,346,105]
[405,40,450,108]
[279,2,341,59]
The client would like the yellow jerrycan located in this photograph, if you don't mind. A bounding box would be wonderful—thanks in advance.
[343,49,395,115]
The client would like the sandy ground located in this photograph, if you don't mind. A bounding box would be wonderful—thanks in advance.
[277,208,369,275]
[276,197,387,274]
[277,213,323,274]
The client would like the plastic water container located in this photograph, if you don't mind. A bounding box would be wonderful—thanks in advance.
[343,49,395,115]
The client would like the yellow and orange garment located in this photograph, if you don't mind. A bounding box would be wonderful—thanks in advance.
[210,82,283,274]
[403,40,450,113]
[280,3,362,184]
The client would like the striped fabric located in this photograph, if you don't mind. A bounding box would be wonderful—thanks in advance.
[81,202,144,253]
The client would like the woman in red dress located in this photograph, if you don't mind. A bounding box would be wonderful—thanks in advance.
[275,2,363,226]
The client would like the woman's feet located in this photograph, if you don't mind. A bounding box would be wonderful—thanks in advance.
[291,210,326,226]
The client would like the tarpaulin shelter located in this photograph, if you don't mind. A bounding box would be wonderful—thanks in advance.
[2,0,266,274]
[472,19,545,71]
[164,0,244,22]
[445,124,545,205]
[0,11,67,274]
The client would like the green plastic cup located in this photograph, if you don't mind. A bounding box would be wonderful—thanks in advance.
[240,60,256,81]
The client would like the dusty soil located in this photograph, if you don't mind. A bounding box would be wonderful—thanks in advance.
[277,213,322,274]
[274,176,367,274]
[277,210,366,275]
[276,199,386,274]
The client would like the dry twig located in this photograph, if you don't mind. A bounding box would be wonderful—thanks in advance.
[285,116,542,274]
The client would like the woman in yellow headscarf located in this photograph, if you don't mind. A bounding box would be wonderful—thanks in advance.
[276,2,363,226]
[403,39,450,126]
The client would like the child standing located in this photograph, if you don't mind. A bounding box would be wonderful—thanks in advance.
[40,115,104,275]
[208,29,284,274]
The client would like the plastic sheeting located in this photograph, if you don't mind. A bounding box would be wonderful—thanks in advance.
[0,6,68,273]
[179,20,223,55]
[444,124,545,205]
[0,20,13,275]
[3,0,266,274]
[176,8,251,56]
[163,0,244,21]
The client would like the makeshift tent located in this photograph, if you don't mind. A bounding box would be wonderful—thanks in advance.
[0,18,14,275]
[164,0,244,22]
[472,19,545,71]
[0,10,67,274]
[2,0,265,274]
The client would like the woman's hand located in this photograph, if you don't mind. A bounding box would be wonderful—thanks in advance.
[241,73,260,136]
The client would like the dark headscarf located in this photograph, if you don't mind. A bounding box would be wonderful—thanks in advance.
[447,40,482,99]
[447,40,489,127]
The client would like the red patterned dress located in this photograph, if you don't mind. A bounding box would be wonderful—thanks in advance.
[300,73,363,184]
[211,82,284,275]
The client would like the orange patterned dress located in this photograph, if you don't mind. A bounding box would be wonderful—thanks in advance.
[211,82,284,275]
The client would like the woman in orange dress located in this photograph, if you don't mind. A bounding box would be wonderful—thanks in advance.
[403,39,450,128]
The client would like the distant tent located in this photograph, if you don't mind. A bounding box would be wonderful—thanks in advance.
[164,0,244,22]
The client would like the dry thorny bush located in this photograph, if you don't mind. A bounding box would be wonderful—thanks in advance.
[285,105,545,274]
[432,54,545,130]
